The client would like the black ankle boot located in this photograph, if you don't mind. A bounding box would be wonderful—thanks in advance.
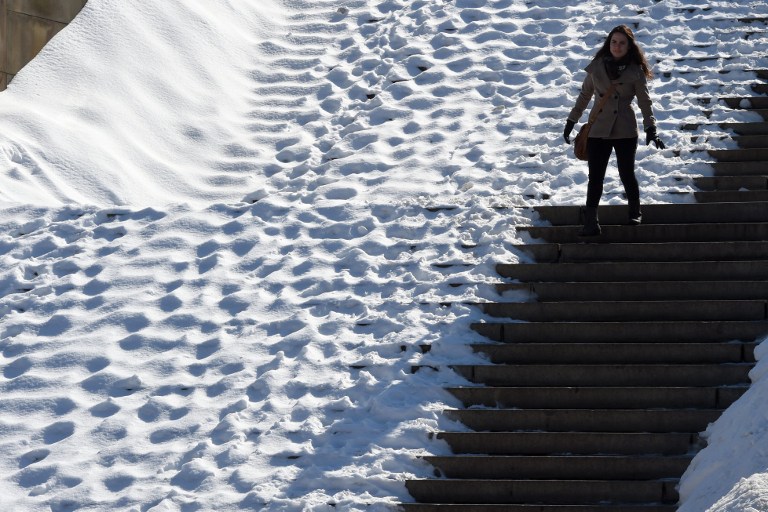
[628,202,642,225]
[579,206,601,236]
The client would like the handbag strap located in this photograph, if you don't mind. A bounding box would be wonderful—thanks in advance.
[587,84,617,124]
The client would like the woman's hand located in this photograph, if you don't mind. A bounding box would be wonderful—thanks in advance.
[645,126,666,149]
[563,120,576,144]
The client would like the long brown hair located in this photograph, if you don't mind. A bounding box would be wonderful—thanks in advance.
[595,25,653,79]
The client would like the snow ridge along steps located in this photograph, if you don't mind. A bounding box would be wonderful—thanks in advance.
[403,26,768,512]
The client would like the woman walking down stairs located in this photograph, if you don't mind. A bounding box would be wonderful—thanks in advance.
[403,17,768,512]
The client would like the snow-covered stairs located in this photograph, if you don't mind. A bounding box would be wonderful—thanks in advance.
[697,80,768,203]
[403,69,768,510]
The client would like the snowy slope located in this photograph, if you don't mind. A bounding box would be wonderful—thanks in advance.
[0,0,767,510]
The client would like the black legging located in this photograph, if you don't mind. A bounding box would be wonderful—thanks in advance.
[586,137,639,208]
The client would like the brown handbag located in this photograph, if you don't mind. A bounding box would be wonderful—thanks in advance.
[573,84,617,161]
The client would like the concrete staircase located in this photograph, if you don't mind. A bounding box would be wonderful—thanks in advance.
[403,71,768,512]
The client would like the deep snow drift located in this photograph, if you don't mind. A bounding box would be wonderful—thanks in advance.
[0,0,767,510]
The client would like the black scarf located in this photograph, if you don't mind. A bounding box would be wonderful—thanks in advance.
[604,56,629,80]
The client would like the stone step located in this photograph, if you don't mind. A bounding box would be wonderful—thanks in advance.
[447,386,746,409]
[514,241,768,263]
[520,223,768,243]
[423,455,692,480]
[482,300,768,322]
[694,189,768,202]
[722,96,768,109]
[401,504,677,512]
[435,432,698,456]
[673,83,765,99]
[471,342,756,364]
[704,109,768,122]
[709,148,768,161]
[662,24,766,37]
[694,175,768,190]
[672,66,767,77]
[497,261,768,282]
[685,15,768,24]
[471,320,768,343]
[733,134,768,148]
[718,121,768,135]
[683,121,768,134]
[529,203,768,226]
[445,408,722,433]
[666,54,739,65]
[666,69,762,78]
[498,280,768,301]
[405,479,679,505]
[712,160,768,175]
[451,364,750,387]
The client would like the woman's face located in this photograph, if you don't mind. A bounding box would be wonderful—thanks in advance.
[610,32,629,59]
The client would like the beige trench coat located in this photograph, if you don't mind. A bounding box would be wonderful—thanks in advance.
[567,58,657,139]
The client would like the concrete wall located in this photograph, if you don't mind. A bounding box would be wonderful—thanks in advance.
[1,0,87,90]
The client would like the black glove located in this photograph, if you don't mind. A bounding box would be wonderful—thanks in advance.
[645,126,665,149]
[563,120,576,144]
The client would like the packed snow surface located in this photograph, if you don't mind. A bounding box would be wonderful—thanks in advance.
[1,0,767,510]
